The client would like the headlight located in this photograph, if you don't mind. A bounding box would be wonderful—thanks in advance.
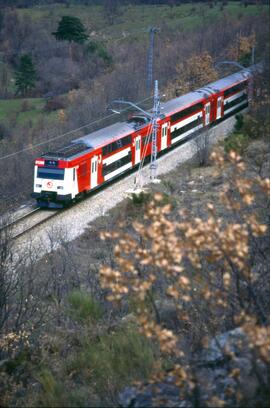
[57,186,64,190]
[35,184,42,188]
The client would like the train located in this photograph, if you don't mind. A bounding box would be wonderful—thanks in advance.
[32,67,252,208]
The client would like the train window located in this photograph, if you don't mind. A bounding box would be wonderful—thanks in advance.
[171,102,203,123]
[224,94,248,111]
[122,135,132,147]
[37,167,65,180]
[224,81,247,98]
[171,116,203,141]
[73,168,75,181]
[117,139,122,149]
[102,151,132,177]
[102,135,132,156]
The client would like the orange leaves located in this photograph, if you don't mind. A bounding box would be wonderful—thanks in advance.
[164,51,218,98]
[243,320,270,363]
[247,214,267,236]
[258,177,270,195]
[137,313,177,353]
[227,33,256,62]
[99,148,268,360]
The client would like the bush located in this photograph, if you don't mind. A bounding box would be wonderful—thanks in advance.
[224,132,250,154]
[131,191,151,206]
[224,115,250,153]
[67,326,156,395]
[68,291,103,323]
[21,100,33,112]
[85,41,113,66]
[43,96,66,112]
[234,113,244,132]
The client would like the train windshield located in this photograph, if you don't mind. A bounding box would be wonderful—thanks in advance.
[37,167,65,180]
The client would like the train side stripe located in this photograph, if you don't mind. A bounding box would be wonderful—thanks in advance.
[171,123,204,144]
[103,147,131,166]
[171,112,203,133]
[103,162,132,181]
[223,100,248,116]
[224,90,245,104]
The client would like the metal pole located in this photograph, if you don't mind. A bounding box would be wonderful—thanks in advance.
[150,80,160,180]
[147,27,158,93]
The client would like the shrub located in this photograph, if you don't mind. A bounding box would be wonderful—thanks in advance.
[131,191,151,206]
[85,41,113,66]
[67,326,156,395]
[21,100,32,112]
[224,132,250,154]
[224,116,250,154]
[43,96,66,112]
[234,113,244,132]
[37,370,65,408]
[68,291,103,323]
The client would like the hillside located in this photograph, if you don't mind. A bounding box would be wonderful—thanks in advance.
[1,127,269,406]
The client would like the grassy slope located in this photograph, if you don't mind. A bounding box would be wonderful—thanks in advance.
[20,2,266,38]
[0,98,57,126]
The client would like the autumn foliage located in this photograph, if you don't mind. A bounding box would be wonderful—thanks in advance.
[100,149,270,405]
[164,51,218,98]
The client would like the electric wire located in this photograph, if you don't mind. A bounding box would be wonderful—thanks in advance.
[0,96,153,161]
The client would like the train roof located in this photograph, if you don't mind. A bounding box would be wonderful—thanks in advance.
[160,91,204,116]
[73,121,134,149]
[160,68,251,117]
[201,69,250,93]
[41,118,150,160]
[41,142,92,161]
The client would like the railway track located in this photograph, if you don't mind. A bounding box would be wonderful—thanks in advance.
[0,207,59,240]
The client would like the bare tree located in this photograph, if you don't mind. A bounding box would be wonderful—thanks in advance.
[193,125,210,167]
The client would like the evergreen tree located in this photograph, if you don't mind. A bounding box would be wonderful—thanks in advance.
[52,16,88,45]
[15,54,37,96]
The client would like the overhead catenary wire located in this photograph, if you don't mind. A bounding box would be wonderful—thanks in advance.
[0,96,153,162]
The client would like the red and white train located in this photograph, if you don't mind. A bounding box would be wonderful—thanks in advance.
[32,68,252,208]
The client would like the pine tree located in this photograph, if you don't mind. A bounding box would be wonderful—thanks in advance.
[15,54,37,96]
[52,16,88,45]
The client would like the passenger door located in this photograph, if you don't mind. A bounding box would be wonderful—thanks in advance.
[161,123,168,151]
[205,102,211,125]
[134,135,141,165]
[216,96,223,120]
[91,156,98,189]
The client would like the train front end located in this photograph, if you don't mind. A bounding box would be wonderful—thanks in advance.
[32,158,74,208]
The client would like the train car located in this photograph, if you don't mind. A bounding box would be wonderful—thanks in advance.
[32,67,251,208]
